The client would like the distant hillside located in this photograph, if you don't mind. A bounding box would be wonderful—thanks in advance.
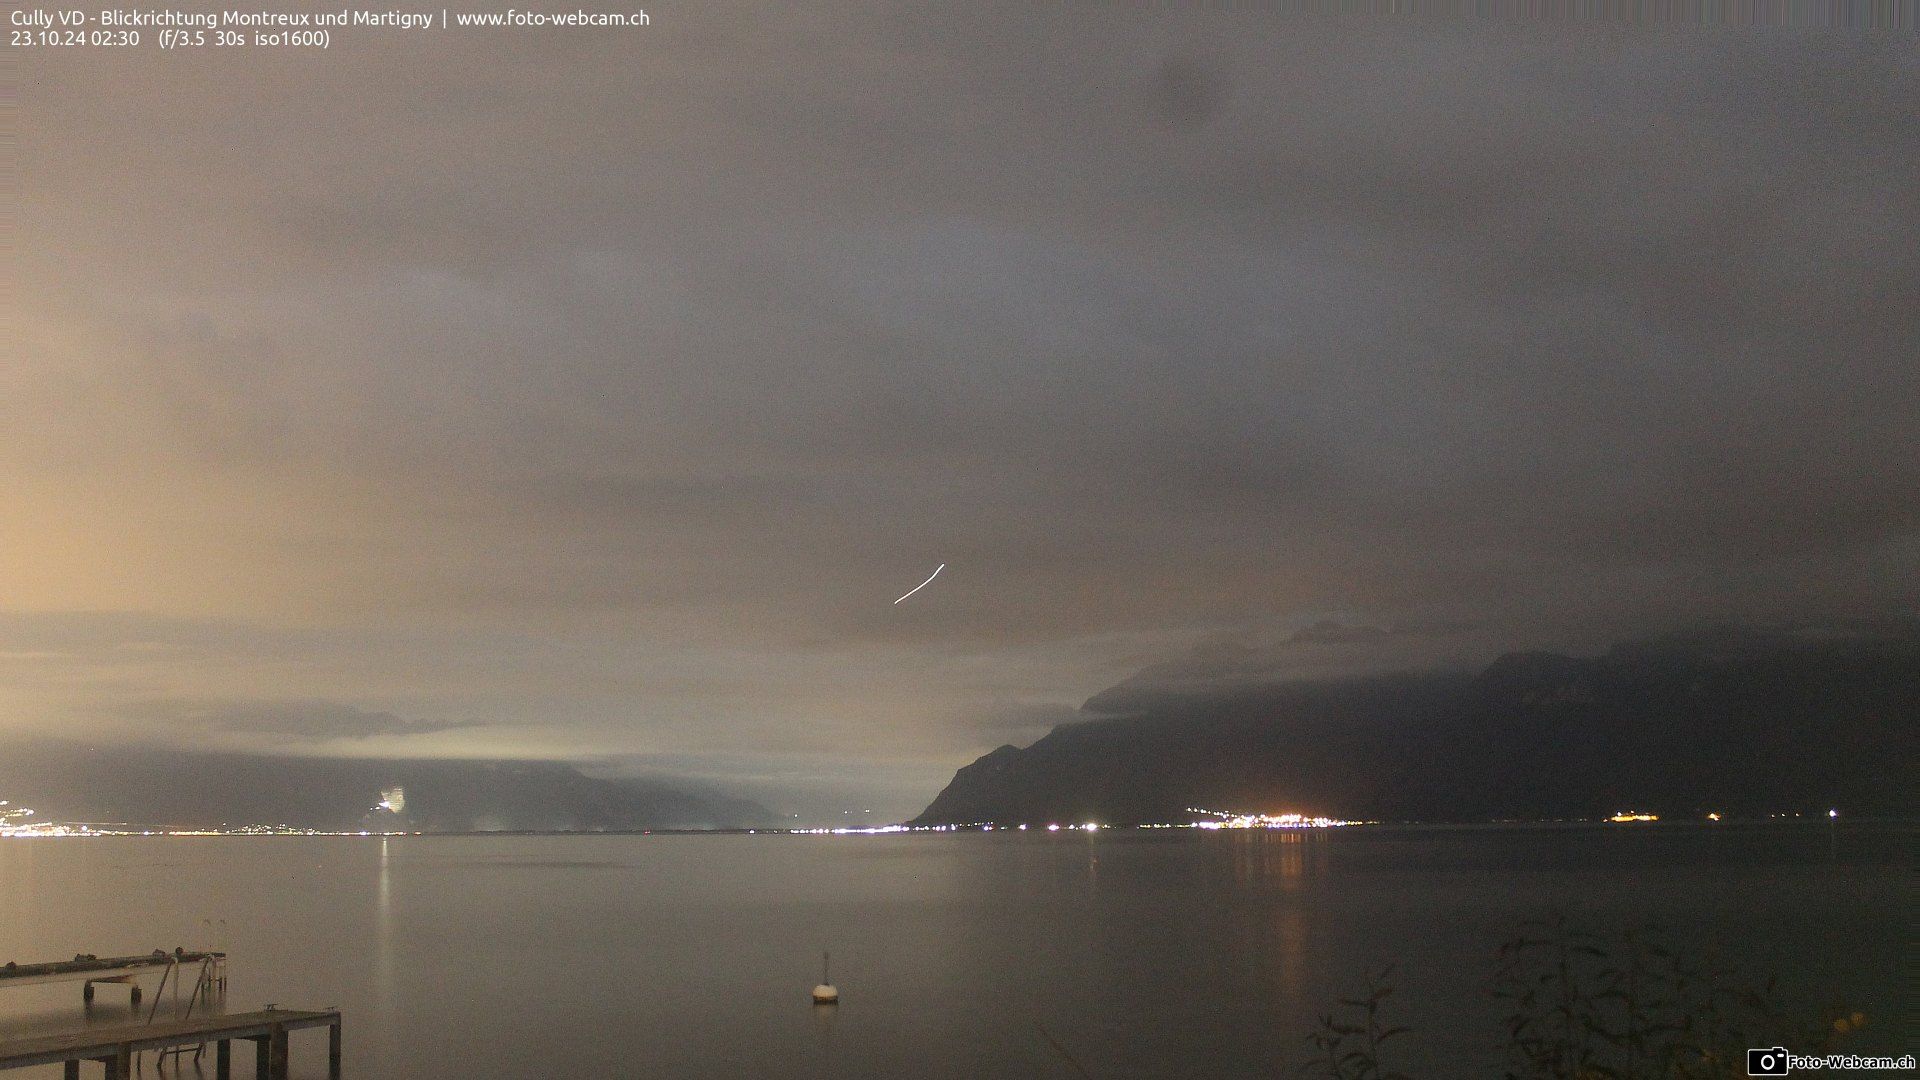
[912,624,1920,825]
[0,746,774,832]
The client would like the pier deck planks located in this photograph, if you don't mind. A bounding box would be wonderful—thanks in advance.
[0,1009,339,1079]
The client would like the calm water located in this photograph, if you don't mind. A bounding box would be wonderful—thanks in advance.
[0,824,1907,1077]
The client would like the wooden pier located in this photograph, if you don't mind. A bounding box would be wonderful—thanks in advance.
[0,1009,340,1080]
[0,952,227,1004]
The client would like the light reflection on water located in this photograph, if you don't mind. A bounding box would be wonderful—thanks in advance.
[375,837,393,1028]
[0,824,1906,1078]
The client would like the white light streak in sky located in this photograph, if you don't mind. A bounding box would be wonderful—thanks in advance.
[893,564,946,605]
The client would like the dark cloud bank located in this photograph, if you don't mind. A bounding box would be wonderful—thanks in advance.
[915,620,1920,825]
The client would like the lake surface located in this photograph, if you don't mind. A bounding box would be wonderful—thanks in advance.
[0,823,1907,1077]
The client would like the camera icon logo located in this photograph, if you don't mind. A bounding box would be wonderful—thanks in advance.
[1747,1047,1790,1076]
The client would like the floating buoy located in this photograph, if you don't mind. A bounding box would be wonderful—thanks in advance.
[812,951,838,1004]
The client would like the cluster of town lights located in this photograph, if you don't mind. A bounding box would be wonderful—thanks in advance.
[0,801,92,837]
[1190,812,1359,829]
[3,801,414,838]
[788,813,1359,834]
[787,824,913,835]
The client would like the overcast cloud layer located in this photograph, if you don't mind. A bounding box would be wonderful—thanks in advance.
[7,6,1916,820]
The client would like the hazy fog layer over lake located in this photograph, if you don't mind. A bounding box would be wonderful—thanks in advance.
[0,826,1905,1078]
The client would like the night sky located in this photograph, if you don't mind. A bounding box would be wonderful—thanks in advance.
[7,7,1916,820]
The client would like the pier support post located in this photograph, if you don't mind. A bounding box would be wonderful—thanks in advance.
[217,1038,232,1079]
[251,1035,269,1080]
[328,1019,342,1079]
[105,1044,132,1080]
[268,1024,289,1080]
[63,1061,79,1080]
